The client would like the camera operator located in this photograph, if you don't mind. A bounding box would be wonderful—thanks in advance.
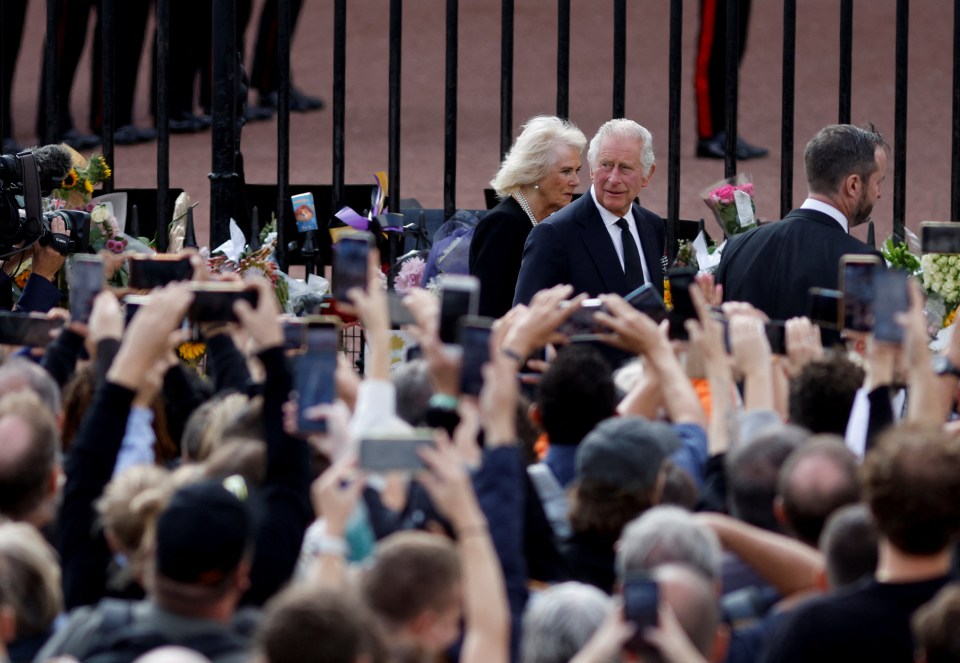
[0,216,70,313]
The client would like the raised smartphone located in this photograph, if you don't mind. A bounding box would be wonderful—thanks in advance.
[839,255,882,332]
[69,254,104,324]
[187,282,259,323]
[295,317,341,433]
[358,431,435,472]
[667,267,698,340]
[765,320,787,355]
[872,269,910,344]
[920,221,960,254]
[623,574,659,652]
[332,232,374,302]
[807,287,842,330]
[122,294,151,327]
[625,283,668,323]
[438,275,480,344]
[0,312,65,347]
[127,254,193,289]
[281,317,306,353]
[458,316,494,396]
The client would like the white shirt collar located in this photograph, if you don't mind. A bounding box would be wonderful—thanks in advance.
[800,197,848,232]
[590,185,634,227]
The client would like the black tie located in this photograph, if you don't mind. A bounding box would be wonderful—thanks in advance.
[616,218,645,286]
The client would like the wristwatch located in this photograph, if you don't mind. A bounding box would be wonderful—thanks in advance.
[932,354,960,379]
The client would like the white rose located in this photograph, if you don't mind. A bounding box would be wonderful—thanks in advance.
[91,205,109,224]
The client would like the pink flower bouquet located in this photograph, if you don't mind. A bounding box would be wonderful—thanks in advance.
[700,174,757,238]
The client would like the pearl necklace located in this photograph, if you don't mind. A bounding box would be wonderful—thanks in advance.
[514,190,539,226]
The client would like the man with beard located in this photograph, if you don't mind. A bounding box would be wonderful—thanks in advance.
[716,124,886,320]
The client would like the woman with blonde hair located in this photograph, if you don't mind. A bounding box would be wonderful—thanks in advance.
[469,116,586,318]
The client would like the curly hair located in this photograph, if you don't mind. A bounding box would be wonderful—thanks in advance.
[536,345,616,446]
[863,424,960,555]
[788,355,864,435]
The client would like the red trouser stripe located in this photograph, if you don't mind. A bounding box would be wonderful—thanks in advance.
[694,0,718,139]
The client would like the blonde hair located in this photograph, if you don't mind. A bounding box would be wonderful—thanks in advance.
[96,464,172,579]
[181,393,251,462]
[491,116,587,198]
[0,522,62,637]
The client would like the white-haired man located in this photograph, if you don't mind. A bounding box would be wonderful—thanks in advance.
[513,118,664,306]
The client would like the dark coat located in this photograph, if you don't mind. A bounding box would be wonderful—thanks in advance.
[715,208,881,321]
[469,196,533,318]
[513,190,665,306]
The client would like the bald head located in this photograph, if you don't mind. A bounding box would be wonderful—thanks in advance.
[778,437,860,547]
[650,564,720,658]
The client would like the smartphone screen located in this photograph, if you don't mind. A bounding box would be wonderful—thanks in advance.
[807,288,842,330]
[0,312,64,347]
[281,318,306,352]
[69,256,104,324]
[873,269,910,343]
[388,290,416,326]
[625,283,667,323]
[557,299,606,341]
[128,256,193,289]
[921,222,960,254]
[667,267,697,340]
[623,576,659,652]
[439,277,479,344]
[122,295,151,327]
[295,322,340,432]
[358,433,435,472]
[765,321,787,355]
[332,234,372,301]
[840,257,881,332]
[459,317,493,396]
[188,285,259,322]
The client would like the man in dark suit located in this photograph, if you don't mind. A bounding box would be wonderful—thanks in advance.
[716,124,887,320]
[513,118,665,305]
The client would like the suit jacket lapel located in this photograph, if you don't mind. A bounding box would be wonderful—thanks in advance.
[576,194,629,294]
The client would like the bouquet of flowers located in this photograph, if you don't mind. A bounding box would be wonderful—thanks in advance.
[700,174,757,238]
[920,253,960,327]
[882,232,956,331]
[207,218,289,311]
[48,149,111,210]
[393,254,427,295]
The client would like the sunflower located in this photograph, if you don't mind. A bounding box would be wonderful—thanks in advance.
[61,169,78,189]
[177,341,206,361]
[945,308,958,328]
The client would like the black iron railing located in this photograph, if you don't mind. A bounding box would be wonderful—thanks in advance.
[2,0,943,268]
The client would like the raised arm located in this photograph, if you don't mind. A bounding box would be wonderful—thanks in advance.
[418,437,511,663]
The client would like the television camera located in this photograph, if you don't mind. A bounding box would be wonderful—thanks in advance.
[0,145,91,257]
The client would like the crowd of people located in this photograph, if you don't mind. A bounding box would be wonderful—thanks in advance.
[0,115,956,663]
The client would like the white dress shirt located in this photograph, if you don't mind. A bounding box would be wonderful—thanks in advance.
[800,197,849,232]
[590,186,652,285]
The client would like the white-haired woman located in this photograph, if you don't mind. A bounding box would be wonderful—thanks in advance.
[469,115,586,318]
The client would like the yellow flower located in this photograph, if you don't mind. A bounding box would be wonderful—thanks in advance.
[83,179,94,194]
[61,169,78,189]
[177,341,206,361]
[13,270,31,290]
[945,308,957,328]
